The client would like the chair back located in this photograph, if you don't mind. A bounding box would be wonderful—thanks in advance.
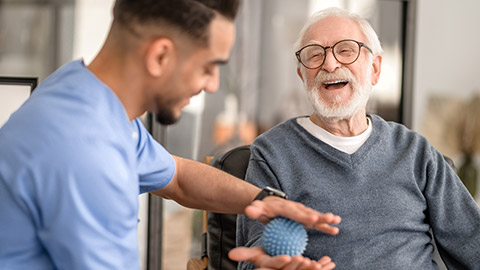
[207,145,250,270]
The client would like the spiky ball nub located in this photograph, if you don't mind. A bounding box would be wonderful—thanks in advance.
[262,217,308,257]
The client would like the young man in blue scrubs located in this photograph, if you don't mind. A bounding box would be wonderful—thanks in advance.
[0,0,340,269]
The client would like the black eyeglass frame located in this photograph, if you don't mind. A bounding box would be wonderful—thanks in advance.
[295,39,373,69]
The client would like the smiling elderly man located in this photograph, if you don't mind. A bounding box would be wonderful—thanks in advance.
[236,7,480,270]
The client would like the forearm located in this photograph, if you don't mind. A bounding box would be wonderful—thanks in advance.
[153,155,341,233]
[152,155,260,214]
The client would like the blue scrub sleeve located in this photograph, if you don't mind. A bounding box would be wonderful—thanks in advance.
[133,119,176,194]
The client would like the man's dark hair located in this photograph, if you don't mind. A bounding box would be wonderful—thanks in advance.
[113,0,240,45]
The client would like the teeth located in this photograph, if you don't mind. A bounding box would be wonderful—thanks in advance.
[324,80,348,85]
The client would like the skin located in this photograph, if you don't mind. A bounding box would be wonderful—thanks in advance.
[88,13,341,269]
[229,247,336,270]
[297,16,382,137]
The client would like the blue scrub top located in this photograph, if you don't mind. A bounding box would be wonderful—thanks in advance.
[0,60,175,269]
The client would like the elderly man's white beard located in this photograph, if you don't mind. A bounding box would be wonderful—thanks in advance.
[304,66,373,122]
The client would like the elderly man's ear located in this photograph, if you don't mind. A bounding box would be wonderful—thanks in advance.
[145,38,175,77]
[371,54,382,85]
[297,67,304,82]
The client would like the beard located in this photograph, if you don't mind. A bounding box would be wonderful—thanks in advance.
[304,65,373,122]
[155,109,178,125]
[154,97,181,125]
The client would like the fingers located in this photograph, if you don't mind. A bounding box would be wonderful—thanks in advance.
[282,256,335,270]
[317,256,336,270]
[229,247,336,270]
[308,213,341,234]
[282,256,311,270]
[312,223,340,235]
[229,246,291,267]
[245,197,341,235]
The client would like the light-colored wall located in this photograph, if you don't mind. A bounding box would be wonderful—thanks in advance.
[412,0,480,132]
[413,0,480,204]
[73,0,114,64]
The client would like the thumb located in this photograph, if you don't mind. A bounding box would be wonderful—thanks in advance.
[244,201,271,224]
[228,247,259,262]
[229,246,292,268]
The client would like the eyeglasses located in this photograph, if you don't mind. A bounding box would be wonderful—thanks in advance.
[295,39,373,69]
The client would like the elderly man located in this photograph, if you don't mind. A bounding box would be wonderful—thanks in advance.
[0,1,342,269]
[236,7,480,269]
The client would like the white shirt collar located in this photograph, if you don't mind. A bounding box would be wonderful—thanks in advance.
[296,116,372,154]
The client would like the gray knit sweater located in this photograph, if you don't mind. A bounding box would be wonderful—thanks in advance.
[237,115,480,269]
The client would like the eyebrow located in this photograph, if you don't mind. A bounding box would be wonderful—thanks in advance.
[306,39,323,45]
[210,58,229,66]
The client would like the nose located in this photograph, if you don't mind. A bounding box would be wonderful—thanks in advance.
[321,48,341,73]
[203,66,220,94]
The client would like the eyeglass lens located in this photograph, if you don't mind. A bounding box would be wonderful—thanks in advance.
[298,40,361,69]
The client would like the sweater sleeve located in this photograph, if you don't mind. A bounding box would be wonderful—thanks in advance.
[236,143,284,269]
[424,147,480,269]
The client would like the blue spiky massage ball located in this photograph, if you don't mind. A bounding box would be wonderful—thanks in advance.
[262,217,308,257]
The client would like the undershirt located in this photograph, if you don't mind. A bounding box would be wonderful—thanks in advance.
[297,116,372,154]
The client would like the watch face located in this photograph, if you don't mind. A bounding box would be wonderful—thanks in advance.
[255,187,287,200]
[266,187,287,198]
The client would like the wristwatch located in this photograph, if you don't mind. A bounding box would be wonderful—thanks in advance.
[254,186,288,201]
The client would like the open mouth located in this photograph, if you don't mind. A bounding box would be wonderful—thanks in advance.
[323,80,349,90]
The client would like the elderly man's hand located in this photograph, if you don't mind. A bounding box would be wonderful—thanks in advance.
[245,196,341,235]
[229,246,336,270]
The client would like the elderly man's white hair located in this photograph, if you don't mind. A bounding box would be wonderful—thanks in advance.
[294,7,384,56]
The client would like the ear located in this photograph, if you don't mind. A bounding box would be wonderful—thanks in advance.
[370,54,382,85]
[145,38,175,77]
[297,66,305,82]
